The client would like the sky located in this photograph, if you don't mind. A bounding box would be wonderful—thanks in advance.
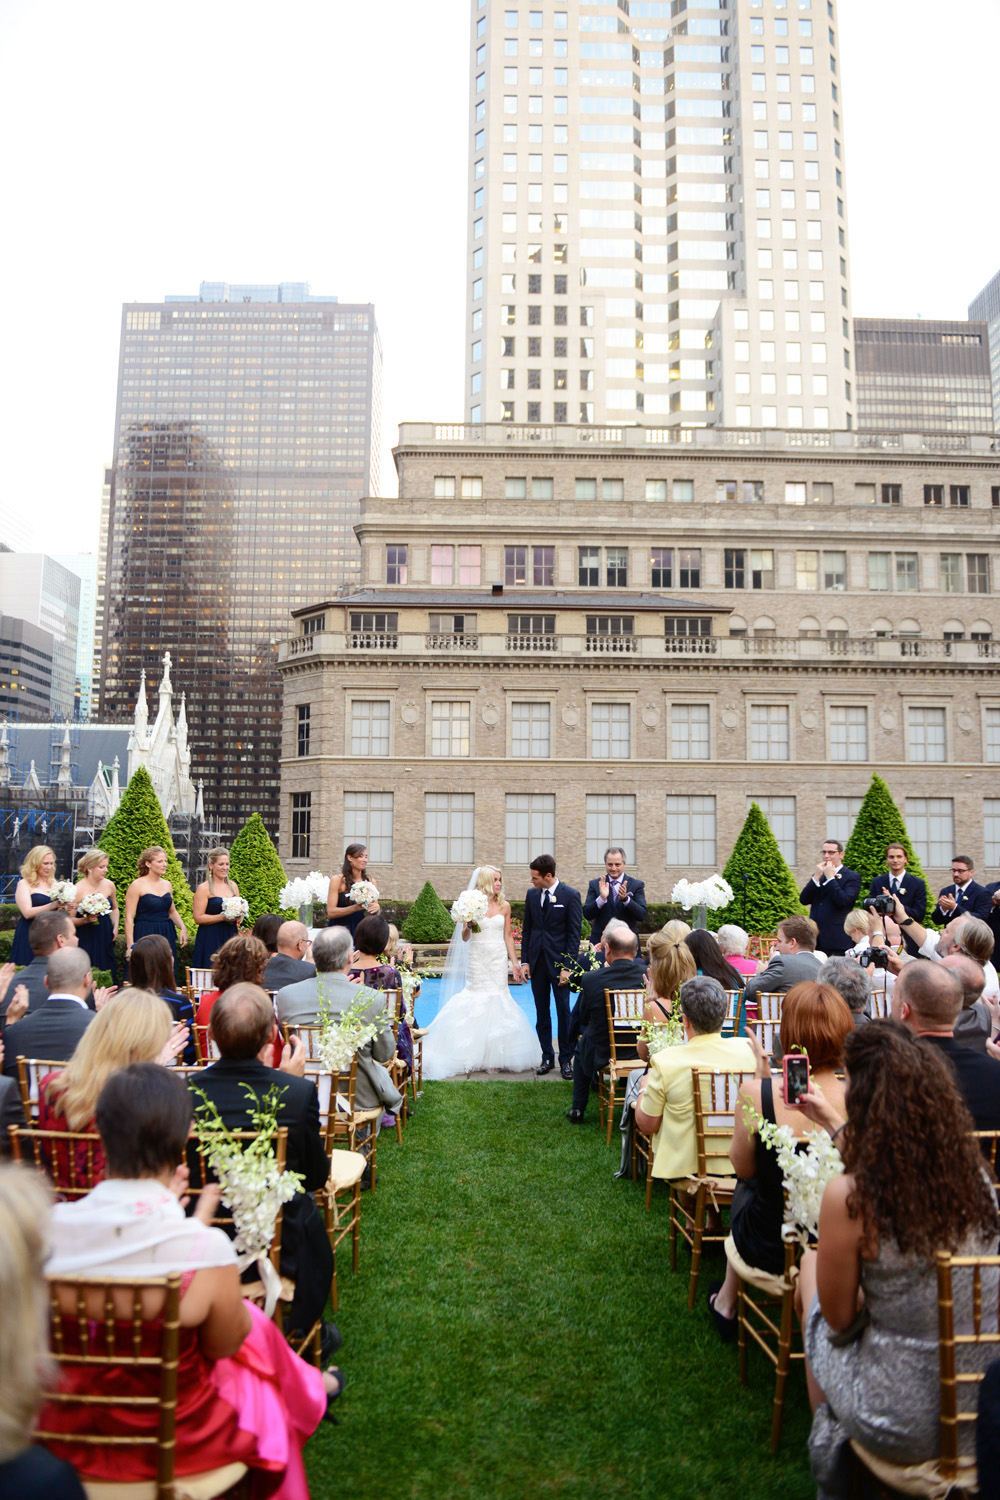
[0,0,997,556]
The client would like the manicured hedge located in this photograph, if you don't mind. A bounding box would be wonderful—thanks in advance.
[229,814,289,926]
[401,882,454,943]
[97,765,194,936]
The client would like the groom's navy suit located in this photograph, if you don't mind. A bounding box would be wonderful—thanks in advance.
[521,880,582,1066]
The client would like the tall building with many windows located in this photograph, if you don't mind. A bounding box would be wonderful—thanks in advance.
[466,0,854,430]
[98,282,381,836]
[969,268,1000,434]
[855,319,994,435]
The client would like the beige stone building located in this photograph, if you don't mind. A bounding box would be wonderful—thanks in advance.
[277,422,1000,902]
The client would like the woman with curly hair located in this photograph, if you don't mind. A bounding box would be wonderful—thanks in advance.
[797,1020,999,1488]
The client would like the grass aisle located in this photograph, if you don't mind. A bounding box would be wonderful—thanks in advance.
[306,1081,815,1500]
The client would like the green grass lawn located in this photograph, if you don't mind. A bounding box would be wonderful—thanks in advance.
[305,1081,815,1500]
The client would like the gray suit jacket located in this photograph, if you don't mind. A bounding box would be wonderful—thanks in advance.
[743,950,821,1005]
[276,970,397,1112]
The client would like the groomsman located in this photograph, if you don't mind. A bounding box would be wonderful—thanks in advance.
[930,855,992,926]
[583,847,647,948]
[867,843,926,957]
[798,838,861,956]
[520,854,582,1079]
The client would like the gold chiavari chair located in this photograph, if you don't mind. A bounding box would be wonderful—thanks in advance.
[598,989,647,1145]
[14,1055,65,1123]
[185,966,215,993]
[730,1225,803,1452]
[9,1123,105,1200]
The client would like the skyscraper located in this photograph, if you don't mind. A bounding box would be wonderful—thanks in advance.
[854,319,994,436]
[0,554,81,718]
[53,554,98,718]
[98,282,381,835]
[466,0,854,431]
[969,268,1000,434]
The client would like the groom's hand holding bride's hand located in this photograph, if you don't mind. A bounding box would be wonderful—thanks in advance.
[511,961,524,984]
[558,968,570,986]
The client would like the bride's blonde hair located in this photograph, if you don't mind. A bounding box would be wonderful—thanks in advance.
[474,865,505,903]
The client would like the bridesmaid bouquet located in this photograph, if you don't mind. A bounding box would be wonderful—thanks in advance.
[49,880,77,907]
[450,889,489,933]
[77,892,111,921]
[221,896,250,924]
[348,879,380,911]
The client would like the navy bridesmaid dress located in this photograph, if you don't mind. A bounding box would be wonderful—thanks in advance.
[327,890,363,938]
[191,896,239,969]
[10,891,54,965]
[77,906,118,983]
[133,891,177,956]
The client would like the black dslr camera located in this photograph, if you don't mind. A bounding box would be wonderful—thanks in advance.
[857,946,891,970]
[862,892,895,917]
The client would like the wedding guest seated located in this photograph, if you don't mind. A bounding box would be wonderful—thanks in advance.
[684,929,747,995]
[0,1030,26,1153]
[716,925,758,981]
[195,934,270,1030]
[196,985,334,1336]
[743,916,821,1008]
[613,928,697,1174]
[348,914,413,1078]
[884,899,1000,1004]
[795,1024,999,1486]
[1,910,79,1024]
[0,1165,86,1499]
[128,935,196,1063]
[705,982,852,1341]
[891,960,1000,1130]
[817,956,873,1029]
[38,989,186,1189]
[635,976,756,1182]
[2,949,95,1079]
[565,920,647,1123]
[659,917,692,942]
[262,921,316,992]
[38,1064,341,1492]
[385,923,417,975]
[942,953,991,1054]
[251,913,283,956]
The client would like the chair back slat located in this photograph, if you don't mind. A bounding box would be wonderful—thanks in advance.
[280,1022,326,1067]
[604,989,646,1065]
[14,1056,66,1122]
[935,1251,1000,1476]
[868,989,891,1020]
[748,1018,781,1058]
[691,1068,757,1178]
[973,1129,1000,1174]
[754,992,785,1023]
[185,967,214,992]
[723,989,743,1036]
[9,1124,105,1198]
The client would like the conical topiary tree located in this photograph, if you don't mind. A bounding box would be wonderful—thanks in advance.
[401,881,455,942]
[229,813,289,925]
[98,764,194,936]
[843,773,927,891]
[709,802,804,936]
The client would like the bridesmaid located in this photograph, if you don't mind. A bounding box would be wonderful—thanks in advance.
[124,846,187,965]
[10,845,67,966]
[191,847,242,970]
[73,851,120,983]
[326,843,380,939]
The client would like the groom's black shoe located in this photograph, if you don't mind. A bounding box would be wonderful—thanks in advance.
[560,1061,574,1080]
[536,1059,555,1075]
[565,1108,585,1124]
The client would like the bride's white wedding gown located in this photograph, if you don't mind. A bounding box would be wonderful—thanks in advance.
[421,913,543,1079]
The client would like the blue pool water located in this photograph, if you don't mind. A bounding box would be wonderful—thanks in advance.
[412,974,561,1034]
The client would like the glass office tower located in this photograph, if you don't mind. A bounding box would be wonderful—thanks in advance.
[98,283,381,836]
[466,0,854,430]
[969,269,1000,435]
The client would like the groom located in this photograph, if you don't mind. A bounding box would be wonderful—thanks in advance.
[520,854,582,1079]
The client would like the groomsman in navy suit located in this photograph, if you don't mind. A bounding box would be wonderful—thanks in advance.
[520,854,582,1079]
[583,846,648,949]
[867,842,927,957]
[798,838,861,956]
[930,855,992,926]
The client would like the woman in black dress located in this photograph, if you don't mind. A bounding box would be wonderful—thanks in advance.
[128,934,196,1064]
[73,851,120,983]
[191,847,243,970]
[325,843,380,938]
[124,847,187,965]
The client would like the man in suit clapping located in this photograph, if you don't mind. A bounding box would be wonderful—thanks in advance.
[867,842,926,957]
[583,846,647,949]
[520,854,582,1079]
[930,855,992,926]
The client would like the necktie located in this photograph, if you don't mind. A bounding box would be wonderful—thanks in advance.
[890,877,898,895]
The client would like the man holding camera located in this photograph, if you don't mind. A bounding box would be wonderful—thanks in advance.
[867,843,926,957]
[798,839,861,956]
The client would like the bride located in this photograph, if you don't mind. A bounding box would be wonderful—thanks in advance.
[421,866,542,1079]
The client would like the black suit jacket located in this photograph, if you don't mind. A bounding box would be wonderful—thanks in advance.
[0,1075,26,1153]
[931,882,992,927]
[1,998,93,1078]
[921,1034,1000,1132]
[799,867,861,953]
[583,877,648,944]
[984,882,1000,954]
[190,1056,329,1192]
[868,872,927,957]
[569,955,649,1076]
[520,883,583,976]
[1,958,96,1031]
[262,953,317,991]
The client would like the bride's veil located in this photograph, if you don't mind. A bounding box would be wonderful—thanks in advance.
[439,866,484,1008]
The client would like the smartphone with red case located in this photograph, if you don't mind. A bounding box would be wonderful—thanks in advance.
[783,1053,810,1105]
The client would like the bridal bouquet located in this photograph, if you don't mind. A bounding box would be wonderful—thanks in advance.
[744,1102,844,1247]
[317,984,392,1073]
[221,895,249,924]
[192,1084,304,1315]
[450,889,489,933]
[671,874,734,912]
[49,880,77,907]
[77,892,111,920]
[348,879,380,911]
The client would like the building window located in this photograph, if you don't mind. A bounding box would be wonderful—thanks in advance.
[606,547,628,586]
[941,554,963,593]
[750,795,796,864]
[459,546,482,585]
[505,792,555,864]
[511,701,551,757]
[796,551,818,590]
[751,549,774,589]
[386,545,408,584]
[985,798,1000,866]
[664,617,711,638]
[591,702,630,760]
[666,795,716,866]
[424,793,474,864]
[578,547,600,586]
[824,550,847,590]
[924,484,943,507]
[905,797,953,867]
[301,613,326,636]
[532,477,553,500]
[532,545,554,586]
[950,485,971,508]
[575,478,597,501]
[651,547,672,588]
[296,704,310,758]
[585,794,636,865]
[430,701,471,758]
[679,548,701,587]
[829,705,867,762]
[968,554,990,594]
[673,479,695,502]
[587,614,633,639]
[881,484,901,505]
[785,482,807,505]
[896,553,919,591]
[671,704,710,760]
[291,792,311,860]
[350,611,398,638]
[506,477,526,499]
[508,612,555,639]
[908,706,946,763]
[351,700,391,757]
[725,549,746,588]
[984,708,1000,763]
[434,476,456,499]
[750,704,790,761]
[461,476,483,499]
[431,545,454,585]
[344,791,393,864]
[868,552,890,591]
[825,795,862,847]
[646,479,668,501]
[505,545,527,585]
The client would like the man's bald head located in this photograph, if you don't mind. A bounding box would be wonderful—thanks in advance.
[276,921,309,957]
[892,961,962,1032]
[940,953,985,1011]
